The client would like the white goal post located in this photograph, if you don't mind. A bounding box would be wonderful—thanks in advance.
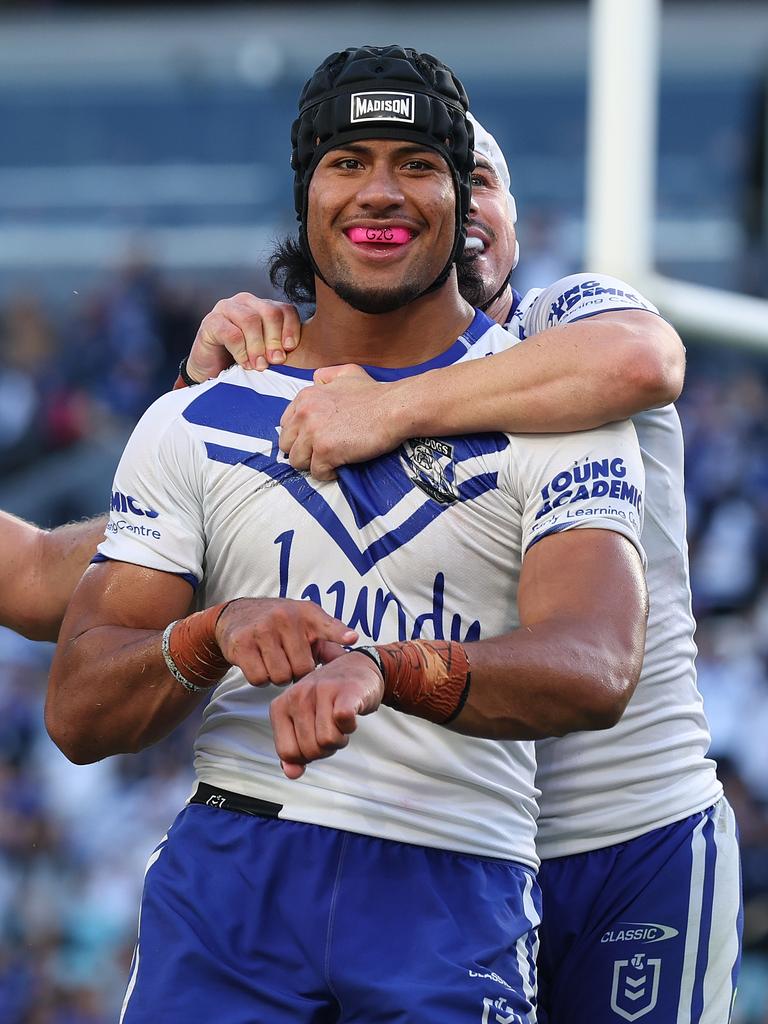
[586,0,768,351]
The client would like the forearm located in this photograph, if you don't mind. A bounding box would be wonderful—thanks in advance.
[46,625,206,763]
[0,513,106,642]
[390,316,684,437]
[35,517,108,640]
[451,617,645,740]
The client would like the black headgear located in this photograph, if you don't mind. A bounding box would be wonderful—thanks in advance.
[291,45,475,294]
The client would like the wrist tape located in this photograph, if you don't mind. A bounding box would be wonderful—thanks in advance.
[163,602,232,693]
[360,639,470,724]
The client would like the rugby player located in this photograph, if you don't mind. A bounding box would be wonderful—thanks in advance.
[47,46,649,1023]
[189,115,742,1022]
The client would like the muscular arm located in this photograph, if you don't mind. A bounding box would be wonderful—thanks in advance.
[46,560,358,765]
[449,527,648,738]
[0,512,107,642]
[46,561,198,763]
[270,528,648,775]
[400,310,684,435]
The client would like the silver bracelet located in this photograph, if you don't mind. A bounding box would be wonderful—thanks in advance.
[161,620,209,694]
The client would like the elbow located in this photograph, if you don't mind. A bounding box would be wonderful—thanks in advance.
[46,723,99,765]
[575,654,643,731]
[579,676,635,730]
[628,332,686,409]
[44,702,100,764]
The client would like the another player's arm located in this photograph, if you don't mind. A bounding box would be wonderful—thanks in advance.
[270,527,648,777]
[397,309,684,433]
[0,511,107,642]
[46,559,357,765]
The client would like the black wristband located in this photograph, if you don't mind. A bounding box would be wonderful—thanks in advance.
[353,645,384,678]
[178,357,202,387]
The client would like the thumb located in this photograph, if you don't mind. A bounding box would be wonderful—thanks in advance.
[314,363,371,385]
[313,640,349,665]
[333,691,364,734]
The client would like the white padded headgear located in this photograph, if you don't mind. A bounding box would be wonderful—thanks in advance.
[467,112,519,269]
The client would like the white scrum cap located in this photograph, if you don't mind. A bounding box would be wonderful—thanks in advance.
[467,112,519,268]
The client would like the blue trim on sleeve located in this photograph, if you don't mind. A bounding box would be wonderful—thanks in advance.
[564,306,663,325]
[525,522,573,553]
[90,552,199,590]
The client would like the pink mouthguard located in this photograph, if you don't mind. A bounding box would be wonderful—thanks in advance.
[347,226,412,245]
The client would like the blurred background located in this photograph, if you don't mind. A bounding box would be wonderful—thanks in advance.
[0,1,767,1021]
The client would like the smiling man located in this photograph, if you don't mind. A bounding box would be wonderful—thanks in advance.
[47,46,649,1023]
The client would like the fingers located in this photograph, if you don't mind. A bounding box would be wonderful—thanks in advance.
[313,363,371,385]
[237,296,302,370]
[309,451,338,482]
[270,675,358,779]
[196,294,302,375]
[214,598,357,687]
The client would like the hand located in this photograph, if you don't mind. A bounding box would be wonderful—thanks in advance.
[214,598,358,686]
[269,648,385,779]
[185,293,302,381]
[279,365,407,480]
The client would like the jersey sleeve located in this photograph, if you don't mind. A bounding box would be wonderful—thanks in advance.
[519,272,660,336]
[501,419,647,564]
[96,391,205,587]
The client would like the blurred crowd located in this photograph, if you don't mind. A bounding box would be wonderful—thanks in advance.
[0,268,767,1022]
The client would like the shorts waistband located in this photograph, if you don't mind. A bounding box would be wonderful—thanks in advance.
[190,782,283,819]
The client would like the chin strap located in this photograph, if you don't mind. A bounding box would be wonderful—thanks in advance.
[478,264,515,313]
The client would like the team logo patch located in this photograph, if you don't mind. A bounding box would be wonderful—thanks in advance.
[401,437,459,504]
[610,953,661,1021]
[350,91,415,123]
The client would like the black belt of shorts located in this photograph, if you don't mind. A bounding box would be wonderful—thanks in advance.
[190,782,282,819]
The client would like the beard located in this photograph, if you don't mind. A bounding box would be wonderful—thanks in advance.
[328,246,488,313]
[331,274,427,314]
[456,253,489,308]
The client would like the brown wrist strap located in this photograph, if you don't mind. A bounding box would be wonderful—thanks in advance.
[374,639,470,724]
[166,602,232,691]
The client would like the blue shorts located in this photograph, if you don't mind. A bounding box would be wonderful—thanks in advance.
[537,799,742,1024]
[119,786,541,1023]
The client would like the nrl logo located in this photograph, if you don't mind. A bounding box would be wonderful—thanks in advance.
[401,437,459,505]
[610,952,661,1021]
[350,91,415,123]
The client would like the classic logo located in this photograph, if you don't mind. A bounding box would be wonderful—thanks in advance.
[350,91,415,123]
[601,922,679,944]
[401,437,459,504]
[610,953,661,1021]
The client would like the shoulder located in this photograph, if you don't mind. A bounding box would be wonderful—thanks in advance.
[513,273,659,336]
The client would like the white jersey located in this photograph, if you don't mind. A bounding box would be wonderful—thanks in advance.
[98,309,646,870]
[507,274,722,859]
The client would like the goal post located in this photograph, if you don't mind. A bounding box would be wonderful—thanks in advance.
[586,0,768,351]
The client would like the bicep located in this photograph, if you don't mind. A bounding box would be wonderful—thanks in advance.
[518,527,648,643]
[60,558,196,640]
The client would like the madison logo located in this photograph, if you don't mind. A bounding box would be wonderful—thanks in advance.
[610,953,661,1021]
[350,91,415,123]
[401,437,459,505]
